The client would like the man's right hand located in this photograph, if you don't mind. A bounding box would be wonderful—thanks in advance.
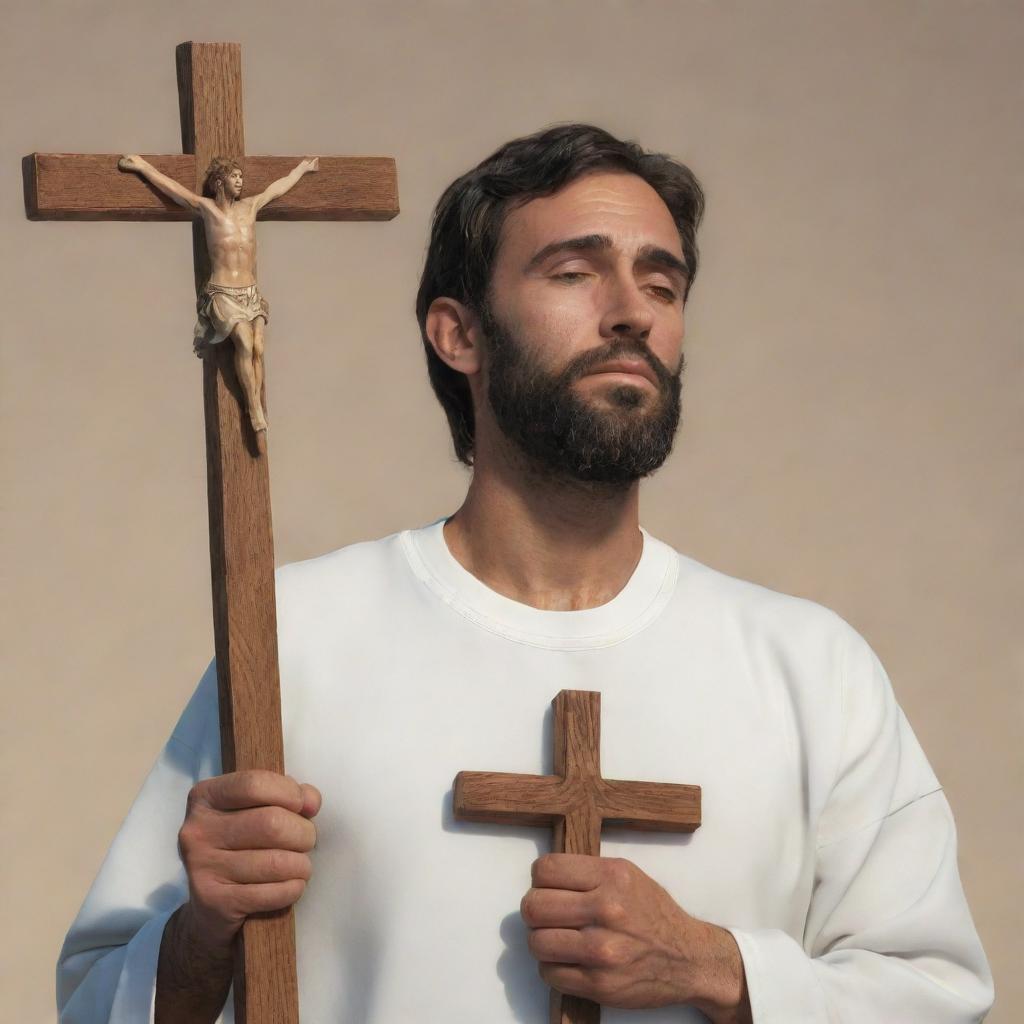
[118,154,143,172]
[177,770,322,952]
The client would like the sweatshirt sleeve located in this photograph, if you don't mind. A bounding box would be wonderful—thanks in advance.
[56,662,233,1024]
[726,625,995,1023]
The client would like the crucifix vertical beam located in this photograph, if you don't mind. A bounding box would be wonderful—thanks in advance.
[26,39,398,1023]
[176,43,281,771]
[175,42,295,1024]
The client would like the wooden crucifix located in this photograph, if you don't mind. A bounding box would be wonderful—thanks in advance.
[454,690,702,1024]
[24,42,398,1024]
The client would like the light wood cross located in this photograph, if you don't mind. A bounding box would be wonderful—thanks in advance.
[454,689,702,1024]
[24,41,398,1024]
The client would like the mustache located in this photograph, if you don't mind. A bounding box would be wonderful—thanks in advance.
[559,339,680,389]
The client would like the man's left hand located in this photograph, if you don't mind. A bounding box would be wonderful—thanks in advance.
[521,854,751,1022]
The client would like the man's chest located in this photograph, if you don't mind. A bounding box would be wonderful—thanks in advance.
[280,622,826,914]
[274,614,834,1020]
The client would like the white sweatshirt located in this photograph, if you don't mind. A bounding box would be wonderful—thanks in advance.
[57,518,995,1022]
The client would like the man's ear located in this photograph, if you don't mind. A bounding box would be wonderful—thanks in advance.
[425,297,483,376]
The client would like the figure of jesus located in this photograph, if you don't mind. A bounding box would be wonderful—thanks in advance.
[117,154,319,433]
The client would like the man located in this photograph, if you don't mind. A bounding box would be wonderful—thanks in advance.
[117,153,320,433]
[60,124,994,1023]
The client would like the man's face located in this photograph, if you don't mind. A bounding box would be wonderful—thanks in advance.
[227,168,243,198]
[479,171,688,486]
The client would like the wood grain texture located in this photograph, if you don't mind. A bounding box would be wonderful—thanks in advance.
[23,153,398,221]
[453,689,701,1024]
[26,38,402,1024]
[177,40,296,1024]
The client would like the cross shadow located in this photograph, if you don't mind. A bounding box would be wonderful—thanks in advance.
[438,787,548,1022]
[498,909,551,1022]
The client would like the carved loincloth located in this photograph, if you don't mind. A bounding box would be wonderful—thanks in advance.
[193,282,270,356]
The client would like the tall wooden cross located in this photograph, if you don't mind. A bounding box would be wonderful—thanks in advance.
[454,690,702,1024]
[24,42,398,1024]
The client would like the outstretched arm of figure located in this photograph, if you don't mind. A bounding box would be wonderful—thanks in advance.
[118,155,206,213]
[252,157,319,212]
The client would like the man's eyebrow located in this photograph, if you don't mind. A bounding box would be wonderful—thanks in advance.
[524,234,689,284]
[636,245,690,285]
[524,234,613,271]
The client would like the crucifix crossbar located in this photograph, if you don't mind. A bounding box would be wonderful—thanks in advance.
[24,41,399,1024]
[454,689,702,1024]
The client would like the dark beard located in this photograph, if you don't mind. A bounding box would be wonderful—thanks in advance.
[481,304,683,488]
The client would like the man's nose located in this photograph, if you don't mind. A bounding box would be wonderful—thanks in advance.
[598,273,655,341]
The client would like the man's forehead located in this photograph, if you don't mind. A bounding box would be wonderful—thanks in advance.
[500,171,683,261]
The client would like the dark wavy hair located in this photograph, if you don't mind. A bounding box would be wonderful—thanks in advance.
[415,123,705,466]
[202,156,243,198]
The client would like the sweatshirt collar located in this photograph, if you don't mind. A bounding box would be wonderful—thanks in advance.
[400,516,677,650]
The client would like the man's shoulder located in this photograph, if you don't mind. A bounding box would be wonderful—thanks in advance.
[270,527,423,654]
[275,527,411,599]
[663,539,858,650]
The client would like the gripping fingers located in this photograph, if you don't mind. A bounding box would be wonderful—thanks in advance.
[226,848,313,885]
[232,879,309,916]
[298,783,323,818]
[224,805,318,852]
[527,927,587,964]
[202,770,306,814]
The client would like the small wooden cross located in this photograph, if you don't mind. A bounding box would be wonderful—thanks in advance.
[24,42,398,1024]
[454,689,702,1024]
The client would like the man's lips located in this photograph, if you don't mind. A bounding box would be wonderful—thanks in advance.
[584,359,659,387]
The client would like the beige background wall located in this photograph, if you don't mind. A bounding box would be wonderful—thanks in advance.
[3,1,1020,1021]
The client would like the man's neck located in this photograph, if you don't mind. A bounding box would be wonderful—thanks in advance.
[443,440,644,612]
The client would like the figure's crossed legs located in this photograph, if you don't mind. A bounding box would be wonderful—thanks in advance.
[253,316,266,418]
[231,318,268,432]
